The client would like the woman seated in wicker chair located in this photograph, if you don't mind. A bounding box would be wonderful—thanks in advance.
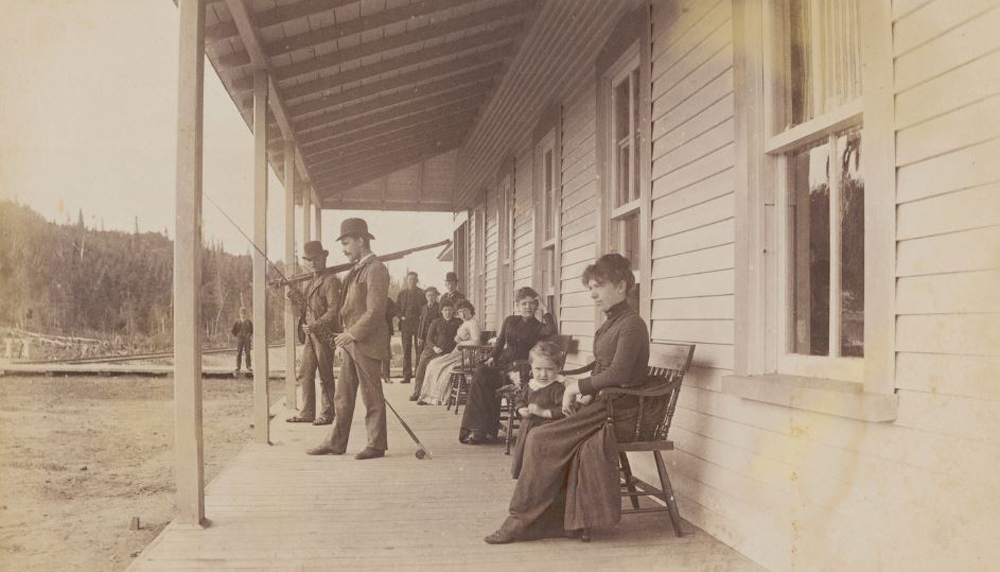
[459,287,556,444]
[483,253,650,544]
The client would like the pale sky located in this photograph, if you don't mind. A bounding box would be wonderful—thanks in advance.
[0,0,454,288]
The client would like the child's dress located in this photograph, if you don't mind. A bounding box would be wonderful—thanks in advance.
[511,378,566,479]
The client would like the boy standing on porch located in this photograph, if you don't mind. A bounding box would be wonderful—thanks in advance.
[308,218,390,460]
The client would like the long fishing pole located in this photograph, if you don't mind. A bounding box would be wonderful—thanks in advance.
[204,193,291,284]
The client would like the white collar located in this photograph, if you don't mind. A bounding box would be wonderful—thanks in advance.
[528,377,563,391]
[354,253,375,267]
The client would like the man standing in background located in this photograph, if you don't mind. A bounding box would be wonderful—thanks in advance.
[231,307,253,374]
[440,272,465,307]
[395,271,424,384]
[416,286,440,356]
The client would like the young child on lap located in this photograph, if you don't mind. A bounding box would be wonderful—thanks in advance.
[511,340,566,479]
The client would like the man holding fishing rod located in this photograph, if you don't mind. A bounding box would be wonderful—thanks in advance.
[307,218,390,460]
[286,240,341,426]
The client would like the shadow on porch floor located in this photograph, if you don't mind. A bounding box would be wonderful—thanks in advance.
[128,383,765,571]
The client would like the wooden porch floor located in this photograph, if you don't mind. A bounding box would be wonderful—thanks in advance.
[128,383,765,572]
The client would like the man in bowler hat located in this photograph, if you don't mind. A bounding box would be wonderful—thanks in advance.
[287,240,340,425]
[440,271,465,307]
[308,218,389,460]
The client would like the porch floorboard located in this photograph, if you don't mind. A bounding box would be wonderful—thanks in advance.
[128,383,764,571]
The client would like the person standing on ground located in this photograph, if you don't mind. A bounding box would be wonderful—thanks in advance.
[416,287,441,356]
[382,296,398,384]
[440,272,465,307]
[396,271,424,384]
[231,306,254,374]
[286,240,341,426]
[308,218,389,460]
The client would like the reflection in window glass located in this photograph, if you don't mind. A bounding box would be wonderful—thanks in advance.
[789,139,830,356]
[839,128,864,357]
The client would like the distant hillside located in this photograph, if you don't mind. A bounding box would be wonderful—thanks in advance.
[0,200,287,351]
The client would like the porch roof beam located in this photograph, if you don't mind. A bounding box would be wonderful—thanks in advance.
[206,0,359,46]
[224,0,315,196]
[234,21,522,96]
[308,124,469,171]
[298,90,488,147]
[295,77,493,136]
[219,0,487,70]
[309,129,468,179]
[287,57,504,121]
[313,140,461,189]
[296,107,480,158]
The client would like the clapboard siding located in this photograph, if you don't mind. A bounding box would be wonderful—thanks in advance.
[513,140,535,291]
[558,84,599,367]
[483,188,499,331]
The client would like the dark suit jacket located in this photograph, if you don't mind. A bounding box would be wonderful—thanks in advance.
[425,316,463,354]
[340,254,390,360]
[300,273,342,343]
[231,319,253,341]
[396,287,425,333]
[417,302,441,343]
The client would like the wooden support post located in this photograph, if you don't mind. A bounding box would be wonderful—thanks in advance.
[283,141,297,411]
[303,186,312,244]
[313,199,322,243]
[252,68,270,444]
[173,0,206,527]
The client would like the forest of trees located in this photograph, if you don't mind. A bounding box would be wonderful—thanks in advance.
[0,200,290,353]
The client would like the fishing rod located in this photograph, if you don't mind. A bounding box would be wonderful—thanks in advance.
[204,193,292,285]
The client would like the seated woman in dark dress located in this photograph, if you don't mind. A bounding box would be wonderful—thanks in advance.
[459,286,556,444]
[484,253,650,544]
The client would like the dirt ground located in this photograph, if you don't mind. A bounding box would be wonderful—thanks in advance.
[0,373,282,572]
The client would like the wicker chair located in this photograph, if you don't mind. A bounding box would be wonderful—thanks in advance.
[445,330,494,415]
[569,342,695,540]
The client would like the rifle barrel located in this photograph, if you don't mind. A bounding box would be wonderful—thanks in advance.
[271,239,451,287]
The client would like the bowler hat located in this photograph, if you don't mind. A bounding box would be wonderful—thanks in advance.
[302,241,328,260]
[446,272,459,283]
[337,217,375,241]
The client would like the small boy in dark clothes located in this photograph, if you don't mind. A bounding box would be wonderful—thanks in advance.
[511,340,566,479]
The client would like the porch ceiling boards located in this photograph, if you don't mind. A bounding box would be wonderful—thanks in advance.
[201,0,539,212]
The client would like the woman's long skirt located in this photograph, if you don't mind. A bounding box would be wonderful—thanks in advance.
[498,395,640,537]
[418,351,462,405]
[459,364,506,438]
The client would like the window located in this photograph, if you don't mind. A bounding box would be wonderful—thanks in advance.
[767,0,865,379]
[499,175,514,317]
[536,129,559,315]
[607,49,642,311]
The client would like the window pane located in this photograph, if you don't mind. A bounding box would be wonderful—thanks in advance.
[789,139,830,356]
[623,213,640,271]
[632,69,641,203]
[783,0,862,127]
[617,141,630,207]
[544,149,554,240]
[839,128,864,357]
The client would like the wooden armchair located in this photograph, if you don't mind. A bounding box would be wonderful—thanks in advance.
[445,330,495,415]
[599,342,695,538]
[561,342,694,540]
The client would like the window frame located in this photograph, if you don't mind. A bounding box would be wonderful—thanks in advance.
[594,5,652,324]
[733,0,896,393]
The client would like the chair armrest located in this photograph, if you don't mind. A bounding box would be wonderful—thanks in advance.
[601,379,680,398]
[561,362,595,376]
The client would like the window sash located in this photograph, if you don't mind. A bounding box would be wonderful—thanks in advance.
[775,136,864,380]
